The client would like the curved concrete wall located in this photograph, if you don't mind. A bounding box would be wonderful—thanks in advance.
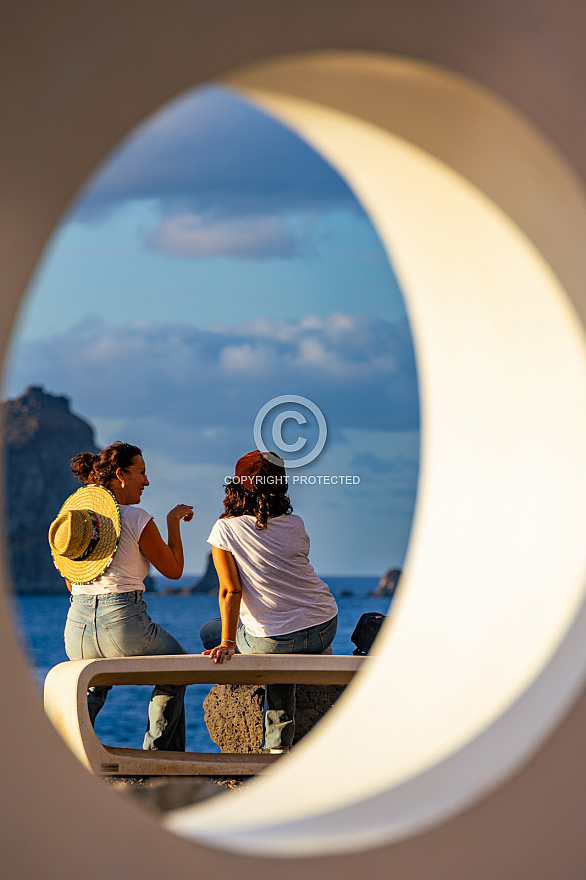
[165,58,586,855]
[2,3,586,878]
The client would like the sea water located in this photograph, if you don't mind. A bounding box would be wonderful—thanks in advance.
[12,576,390,752]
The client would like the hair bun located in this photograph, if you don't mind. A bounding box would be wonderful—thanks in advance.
[70,452,97,484]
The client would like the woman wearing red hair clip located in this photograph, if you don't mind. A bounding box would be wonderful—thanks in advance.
[200,450,338,753]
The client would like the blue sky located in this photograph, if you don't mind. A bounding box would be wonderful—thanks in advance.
[5,84,420,576]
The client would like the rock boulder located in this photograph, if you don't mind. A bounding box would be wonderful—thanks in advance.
[203,648,346,752]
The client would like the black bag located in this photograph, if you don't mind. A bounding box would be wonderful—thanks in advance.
[351,612,385,655]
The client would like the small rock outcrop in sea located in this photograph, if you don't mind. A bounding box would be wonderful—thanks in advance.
[3,386,99,593]
[190,552,220,595]
[369,567,402,599]
[160,553,219,596]
[203,648,345,752]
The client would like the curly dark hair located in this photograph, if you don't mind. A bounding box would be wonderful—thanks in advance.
[220,479,292,530]
[71,441,143,487]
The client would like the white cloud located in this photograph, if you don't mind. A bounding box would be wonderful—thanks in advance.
[149,212,309,259]
[219,343,275,376]
[6,313,419,464]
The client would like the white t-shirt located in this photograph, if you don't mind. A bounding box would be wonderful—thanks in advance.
[207,513,338,637]
[71,505,153,595]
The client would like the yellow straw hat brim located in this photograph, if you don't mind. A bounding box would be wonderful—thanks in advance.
[50,486,121,584]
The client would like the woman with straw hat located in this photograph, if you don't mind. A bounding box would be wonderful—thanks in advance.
[49,441,193,751]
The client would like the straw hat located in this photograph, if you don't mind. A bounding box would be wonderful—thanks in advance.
[48,485,121,583]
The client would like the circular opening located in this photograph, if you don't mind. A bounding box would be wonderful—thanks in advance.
[5,67,419,814]
[164,52,586,855]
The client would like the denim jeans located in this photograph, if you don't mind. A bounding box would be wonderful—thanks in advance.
[65,591,187,751]
[199,615,338,749]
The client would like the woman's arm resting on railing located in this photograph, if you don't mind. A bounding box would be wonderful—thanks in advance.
[204,546,242,663]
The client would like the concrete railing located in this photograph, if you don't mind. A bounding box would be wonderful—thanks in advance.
[44,654,366,776]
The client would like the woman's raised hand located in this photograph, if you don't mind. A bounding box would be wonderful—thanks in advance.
[140,504,193,579]
[167,504,194,524]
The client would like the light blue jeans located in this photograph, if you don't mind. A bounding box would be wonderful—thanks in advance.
[65,591,187,751]
[199,615,338,749]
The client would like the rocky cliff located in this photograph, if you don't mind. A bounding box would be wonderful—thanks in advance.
[3,386,100,593]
